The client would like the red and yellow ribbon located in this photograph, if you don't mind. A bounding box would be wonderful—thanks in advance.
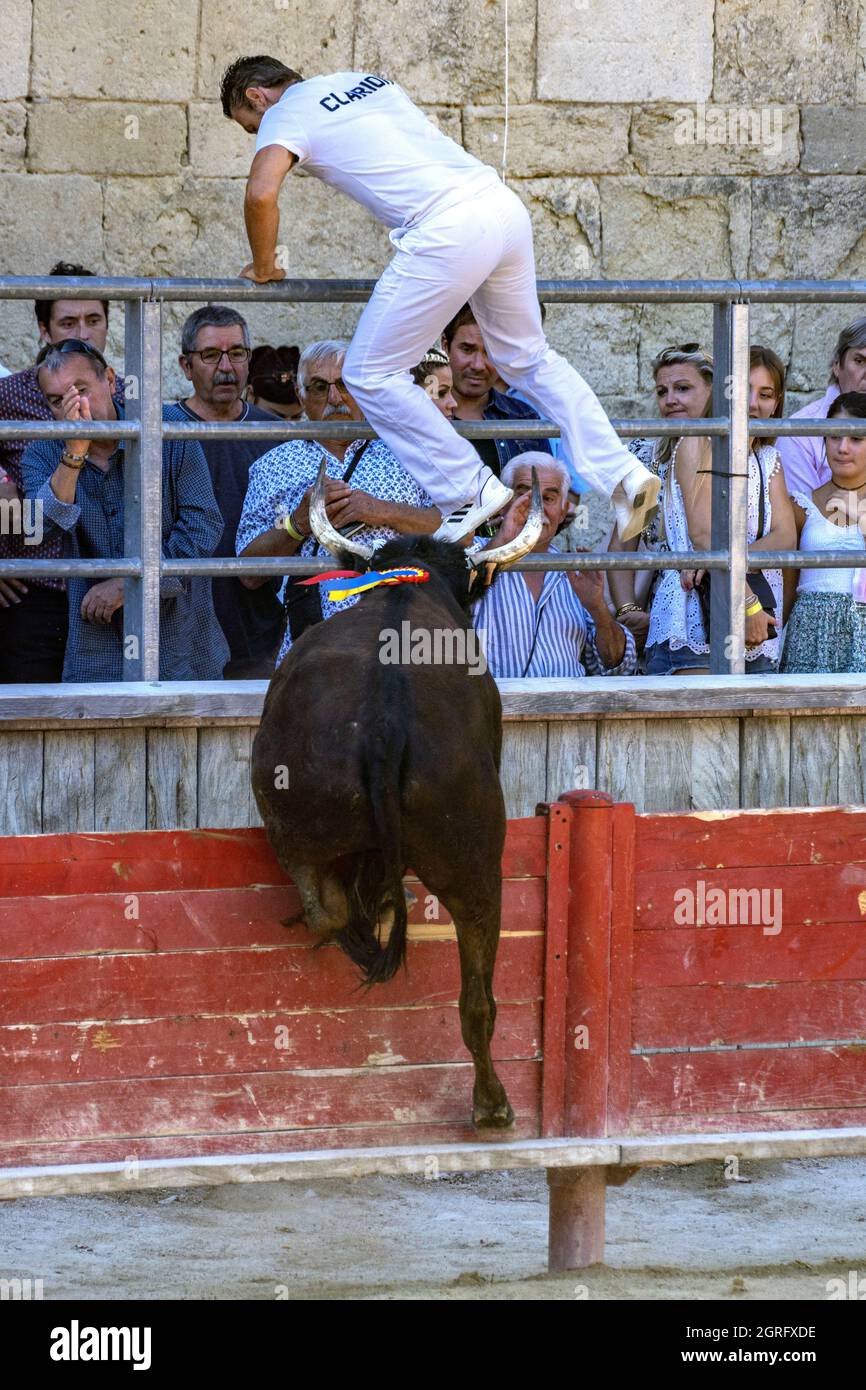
[298,566,430,602]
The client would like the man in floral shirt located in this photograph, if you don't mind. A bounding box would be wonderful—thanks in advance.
[236,338,439,667]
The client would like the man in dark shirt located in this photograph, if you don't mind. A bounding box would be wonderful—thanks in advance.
[0,262,125,682]
[164,305,284,678]
[24,340,227,682]
[442,304,553,477]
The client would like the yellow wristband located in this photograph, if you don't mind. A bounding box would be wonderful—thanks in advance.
[284,511,304,543]
[745,600,763,617]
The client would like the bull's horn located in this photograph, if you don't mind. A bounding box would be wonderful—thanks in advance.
[308,455,374,560]
[470,466,544,568]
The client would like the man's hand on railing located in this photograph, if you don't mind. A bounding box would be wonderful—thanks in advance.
[81,578,124,625]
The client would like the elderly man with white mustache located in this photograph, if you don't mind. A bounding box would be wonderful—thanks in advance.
[473,454,638,679]
[237,338,440,661]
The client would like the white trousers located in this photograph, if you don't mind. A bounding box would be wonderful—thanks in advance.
[342,180,637,511]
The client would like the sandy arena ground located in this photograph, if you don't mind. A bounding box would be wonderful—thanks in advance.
[2,1155,865,1300]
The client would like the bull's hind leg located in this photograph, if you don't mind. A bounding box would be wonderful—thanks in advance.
[429,876,513,1130]
[286,863,350,939]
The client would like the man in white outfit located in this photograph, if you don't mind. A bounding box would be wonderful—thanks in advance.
[221,56,659,541]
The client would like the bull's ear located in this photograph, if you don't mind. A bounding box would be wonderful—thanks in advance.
[467,561,496,594]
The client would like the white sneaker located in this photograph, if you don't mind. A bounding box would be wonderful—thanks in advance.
[432,474,514,542]
[612,462,661,542]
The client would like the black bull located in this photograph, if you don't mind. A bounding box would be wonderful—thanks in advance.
[252,534,516,1129]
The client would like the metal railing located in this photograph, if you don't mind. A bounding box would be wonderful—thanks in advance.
[2,275,865,680]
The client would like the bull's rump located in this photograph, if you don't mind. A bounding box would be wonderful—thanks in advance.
[251,597,504,867]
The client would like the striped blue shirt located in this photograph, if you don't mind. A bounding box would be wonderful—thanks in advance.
[472,566,637,678]
[21,419,229,682]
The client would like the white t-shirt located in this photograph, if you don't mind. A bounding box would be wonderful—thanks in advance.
[255,71,501,229]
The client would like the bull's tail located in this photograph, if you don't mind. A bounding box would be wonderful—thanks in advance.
[339,691,409,986]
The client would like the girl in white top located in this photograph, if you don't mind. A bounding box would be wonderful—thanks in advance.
[781,392,866,674]
[644,347,797,674]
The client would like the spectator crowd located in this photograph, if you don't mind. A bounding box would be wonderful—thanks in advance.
[2,261,866,684]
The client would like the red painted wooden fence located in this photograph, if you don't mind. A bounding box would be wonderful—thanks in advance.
[1,793,865,1177]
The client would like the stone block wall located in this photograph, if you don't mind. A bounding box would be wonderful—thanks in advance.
[2,0,864,460]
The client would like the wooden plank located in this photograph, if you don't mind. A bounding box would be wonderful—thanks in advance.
[625,1109,866,1137]
[689,717,740,809]
[0,1135,620,1201]
[0,730,43,834]
[633,923,866,988]
[0,876,544,957]
[838,717,866,804]
[94,728,146,831]
[146,727,197,829]
[0,1058,542,1146]
[560,791,613,1136]
[0,827,289,896]
[621,1126,866,1164]
[790,714,839,806]
[499,721,548,818]
[198,726,253,829]
[642,719,691,811]
[597,718,646,811]
[0,1000,542,1086]
[634,981,866,1049]
[633,805,866,872]
[741,715,790,809]
[0,934,546,1025]
[629,1048,866,1117]
[607,802,637,1132]
[540,802,570,1136]
[42,730,95,833]
[0,821,547,896]
[2,674,866,726]
[545,720,596,803]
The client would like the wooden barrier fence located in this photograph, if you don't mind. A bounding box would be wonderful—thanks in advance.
[1,792,865,1270]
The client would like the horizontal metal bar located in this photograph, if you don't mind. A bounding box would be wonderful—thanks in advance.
[159,417,730,442]
[3,547,861,581]
[0,420,140,440]
[5,275,866,305]
[0,275,154,302]
[0,559,141,578]
[4,415,865,445]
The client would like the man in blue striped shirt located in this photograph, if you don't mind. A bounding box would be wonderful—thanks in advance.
[22,340,228,682]
[473,454,637,679]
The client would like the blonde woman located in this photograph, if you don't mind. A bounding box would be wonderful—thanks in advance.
[644,346,796,675]
[608,344,713,653]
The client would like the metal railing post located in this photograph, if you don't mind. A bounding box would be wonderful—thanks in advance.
[123,296,163,681]
[710,301,749,673]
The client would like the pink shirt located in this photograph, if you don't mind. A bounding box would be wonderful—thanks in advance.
[776,384,839,496]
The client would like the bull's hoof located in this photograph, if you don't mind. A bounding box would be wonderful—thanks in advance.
[472,1099,515,1131]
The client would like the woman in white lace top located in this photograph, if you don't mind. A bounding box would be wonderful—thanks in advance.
[644,345,797,674]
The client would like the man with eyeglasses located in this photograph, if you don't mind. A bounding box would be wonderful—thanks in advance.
[163,305,284,678]
[22,338,228,683]
[0,262,125,683]
[237,337,439,666]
